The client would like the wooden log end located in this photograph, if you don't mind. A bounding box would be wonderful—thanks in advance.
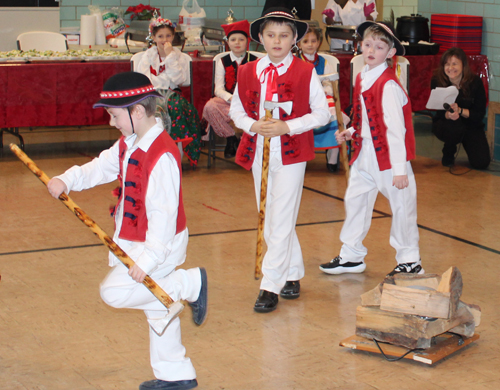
[360,283,383,307]
[356,327,432,350]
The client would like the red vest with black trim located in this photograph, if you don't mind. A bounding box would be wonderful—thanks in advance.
[350,67,416,171]
[221,52,258,94]
[235,57,316,170]
[114,131,186,242]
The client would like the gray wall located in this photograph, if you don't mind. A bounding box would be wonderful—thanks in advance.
[60,0,267,28]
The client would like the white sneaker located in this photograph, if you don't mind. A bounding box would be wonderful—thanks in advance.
[387,262,424,277]
[319,256,366,275]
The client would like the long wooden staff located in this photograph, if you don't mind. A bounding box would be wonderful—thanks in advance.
[10,143,183,316]
[332,79,350,182]
[255,109,273,280]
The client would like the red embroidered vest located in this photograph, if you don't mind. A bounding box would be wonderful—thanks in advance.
[351,67,415,171]
[115,131,186,241]
[234,57,316,170]
[221,52,257,94]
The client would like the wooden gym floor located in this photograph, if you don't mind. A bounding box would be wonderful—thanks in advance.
[1,116,500,389]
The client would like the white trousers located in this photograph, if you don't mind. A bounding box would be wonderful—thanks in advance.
[100,232,201,381]
[252,148,306,294]
[339,140,420,264]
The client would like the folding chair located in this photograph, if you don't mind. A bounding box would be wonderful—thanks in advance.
[17,31,68,52]
[206,51,265,168]
[130,51,145,71]
[350,55,410,104]
[319,52,340,74]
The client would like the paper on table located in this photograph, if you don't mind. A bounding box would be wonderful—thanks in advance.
[80,15,96,46]
[426,86,459,110]
[94,14,106,45]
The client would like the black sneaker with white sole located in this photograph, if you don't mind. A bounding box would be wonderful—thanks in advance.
[387,262,424,277]
[319,256,366,275]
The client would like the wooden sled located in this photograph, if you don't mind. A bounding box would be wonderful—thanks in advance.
[340,332,479,365]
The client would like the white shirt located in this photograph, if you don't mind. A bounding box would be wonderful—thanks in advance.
[214,51,246,102]
[55,119,185,275]
[348,62,409,176]
[323,0,378,49]
[229,52,330,151]
[137,46,190,90]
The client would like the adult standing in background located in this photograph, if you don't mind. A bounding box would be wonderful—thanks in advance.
[322,0,378,49]
[262,0,313,20]
[322,0,377,26]
[430,47,490,169]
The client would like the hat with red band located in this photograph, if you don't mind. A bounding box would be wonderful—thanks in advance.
[93,72,162,109]
[222,20,250,39]
[250,7,308,43]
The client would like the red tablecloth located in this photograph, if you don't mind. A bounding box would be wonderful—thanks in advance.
[333,53,489,112]
[0,61,131,128]
[1,54,488,129]
[0,59,211,129]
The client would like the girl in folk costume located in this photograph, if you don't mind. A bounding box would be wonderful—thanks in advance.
[137,15,201,167]
[297,27,344,172]
[202,20,259,158]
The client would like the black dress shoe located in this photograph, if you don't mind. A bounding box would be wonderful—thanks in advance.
[326,163,338,173]
[441,155,455,167]
[188,267,208,326]
[224,136,238,158]
[254,290,278,313]
[280,281,300,299]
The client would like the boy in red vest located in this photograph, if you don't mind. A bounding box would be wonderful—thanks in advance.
[230,8,330,313]
[320,22,423,277]
[47,72,207,390]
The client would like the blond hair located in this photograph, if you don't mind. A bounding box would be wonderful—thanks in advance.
[362,24,396,66]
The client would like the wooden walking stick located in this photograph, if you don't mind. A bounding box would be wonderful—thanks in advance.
[254,100,293,280]
[332,78,350,182]
[9,143,184,328]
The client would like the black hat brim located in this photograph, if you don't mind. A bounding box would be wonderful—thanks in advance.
[250,8,308,43]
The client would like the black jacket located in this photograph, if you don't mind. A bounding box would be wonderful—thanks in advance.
[431,75,487,131]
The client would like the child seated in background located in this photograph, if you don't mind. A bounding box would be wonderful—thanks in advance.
[202,20,259,158]
[137,15,201,167]
[297,27,342,172]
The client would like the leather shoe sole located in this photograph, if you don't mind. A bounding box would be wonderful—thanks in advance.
[254,290,278,313]
[188,268,207,326]
[280,281,300,299]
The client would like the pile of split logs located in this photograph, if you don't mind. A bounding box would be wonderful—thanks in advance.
[356,266,481,349]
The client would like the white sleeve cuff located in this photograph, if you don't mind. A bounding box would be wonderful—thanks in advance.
[392,162,408,176]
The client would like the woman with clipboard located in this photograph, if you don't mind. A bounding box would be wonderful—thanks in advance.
[430,47,490,169]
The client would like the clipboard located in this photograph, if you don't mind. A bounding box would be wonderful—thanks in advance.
[426,86,459,110]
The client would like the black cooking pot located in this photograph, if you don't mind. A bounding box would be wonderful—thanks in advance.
[396,14,429,44]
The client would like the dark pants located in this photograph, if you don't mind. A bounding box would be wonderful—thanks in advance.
[432,119,490,169]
